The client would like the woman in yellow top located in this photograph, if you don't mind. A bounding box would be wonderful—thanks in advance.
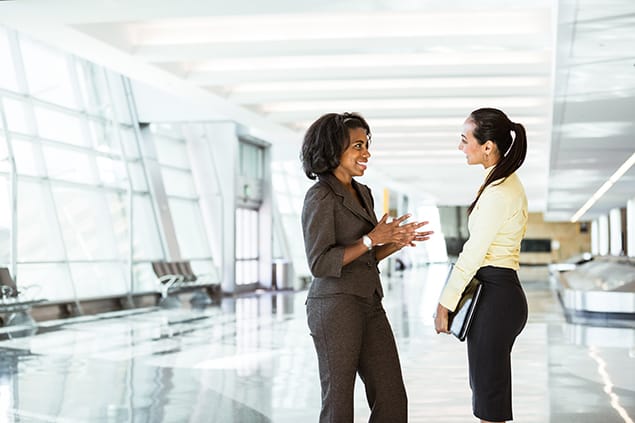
[435,108,528,423]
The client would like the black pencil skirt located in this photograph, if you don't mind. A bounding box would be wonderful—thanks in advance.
[467,266,528,422]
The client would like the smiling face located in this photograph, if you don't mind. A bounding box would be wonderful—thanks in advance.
[333,127,370,183]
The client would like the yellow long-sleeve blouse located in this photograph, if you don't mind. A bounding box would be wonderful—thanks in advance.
[439,168,528,312]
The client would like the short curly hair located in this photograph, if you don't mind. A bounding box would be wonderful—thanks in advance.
[300,112,371,179]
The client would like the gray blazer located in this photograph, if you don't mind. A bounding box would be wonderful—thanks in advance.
[302,173,383,299]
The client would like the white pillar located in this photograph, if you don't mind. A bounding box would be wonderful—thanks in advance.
[598,214,609,256]
[591,219,599,256]
[609,208,623,256]
[203,122,239,294]
[628,198,635,258]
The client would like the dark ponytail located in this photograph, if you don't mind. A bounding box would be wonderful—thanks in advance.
[467,108,527,214]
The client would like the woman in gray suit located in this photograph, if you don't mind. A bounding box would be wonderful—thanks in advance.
[301,112,433,422]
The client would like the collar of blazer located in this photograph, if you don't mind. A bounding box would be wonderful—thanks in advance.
[318,173,377,226]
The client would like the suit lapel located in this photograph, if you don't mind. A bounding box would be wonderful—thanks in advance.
[319,173,376,226]
[354,180,378,225]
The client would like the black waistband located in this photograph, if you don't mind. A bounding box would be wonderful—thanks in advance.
[476,266,520,285]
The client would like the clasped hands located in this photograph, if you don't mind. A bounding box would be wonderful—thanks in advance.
[368,213,433,249]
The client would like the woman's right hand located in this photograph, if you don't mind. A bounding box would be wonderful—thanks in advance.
[368,213,426,247]
[434,304,451,334]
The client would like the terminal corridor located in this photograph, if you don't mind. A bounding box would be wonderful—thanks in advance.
[1,265,633,422]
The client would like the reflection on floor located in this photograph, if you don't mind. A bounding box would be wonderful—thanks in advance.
[0,264,633,422]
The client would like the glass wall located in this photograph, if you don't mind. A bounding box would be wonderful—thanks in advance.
[239,141,263,180]
[150,124,217,279]
[271,161,312,279]
[236,141,265,286]
[0,26,220,303]
[235,207,259,286]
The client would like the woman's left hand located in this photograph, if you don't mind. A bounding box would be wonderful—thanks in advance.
[397,221,434,247]
[372,219,434,261]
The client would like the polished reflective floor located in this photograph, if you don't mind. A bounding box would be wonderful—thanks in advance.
[0,264,633,422]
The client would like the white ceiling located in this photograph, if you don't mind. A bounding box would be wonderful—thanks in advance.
[549,0,635,221]
[1,0,633,221]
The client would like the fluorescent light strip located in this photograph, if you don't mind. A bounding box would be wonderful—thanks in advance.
[230,77,549,93]
[192,52,548,72]
[293,116,547,131]
[570,151,635,222]
[136,12,548,44]
[262,97,546,113]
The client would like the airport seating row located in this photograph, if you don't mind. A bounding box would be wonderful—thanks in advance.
[0,262,222,327]
[0,267,46,327]
[151,260,222,308]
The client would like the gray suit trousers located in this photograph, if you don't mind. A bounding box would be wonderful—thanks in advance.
[306,293,408,423]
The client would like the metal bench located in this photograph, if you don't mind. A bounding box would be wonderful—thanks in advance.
[0,267,46,327]
[151,261,221,308]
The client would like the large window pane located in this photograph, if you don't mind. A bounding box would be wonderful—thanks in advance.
[20,37,78,109]
[0,28,18,91]
[0,133,10,173]
[105,71,133,125]
[3,97,33,135]
[132,262,157,293]
[105,192,163,261]
[17,181,65,261]
[161,167,197,198]
[235,207,259,285]
[90,123,139,160]
[128,161,148,191]
[190,259,219,282]
[52,186,119,260]
[96,156,127,188]
[43,145,97,184]
[1,28,171,303]
[0,175,9,263]
[35,107,87,146]
[107,191,128,254]
[169,198,211,259]
[154,136,189,169]
[69,262,127,298]
[75,60,109,116]
[275,192,291,214]
[272,160,312,278]
[11,138,42,177]
[90,120,122,155]
[17,263,74,302]
[131,195,164,260]
[120,128,140,159]
[239,142,263,179]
